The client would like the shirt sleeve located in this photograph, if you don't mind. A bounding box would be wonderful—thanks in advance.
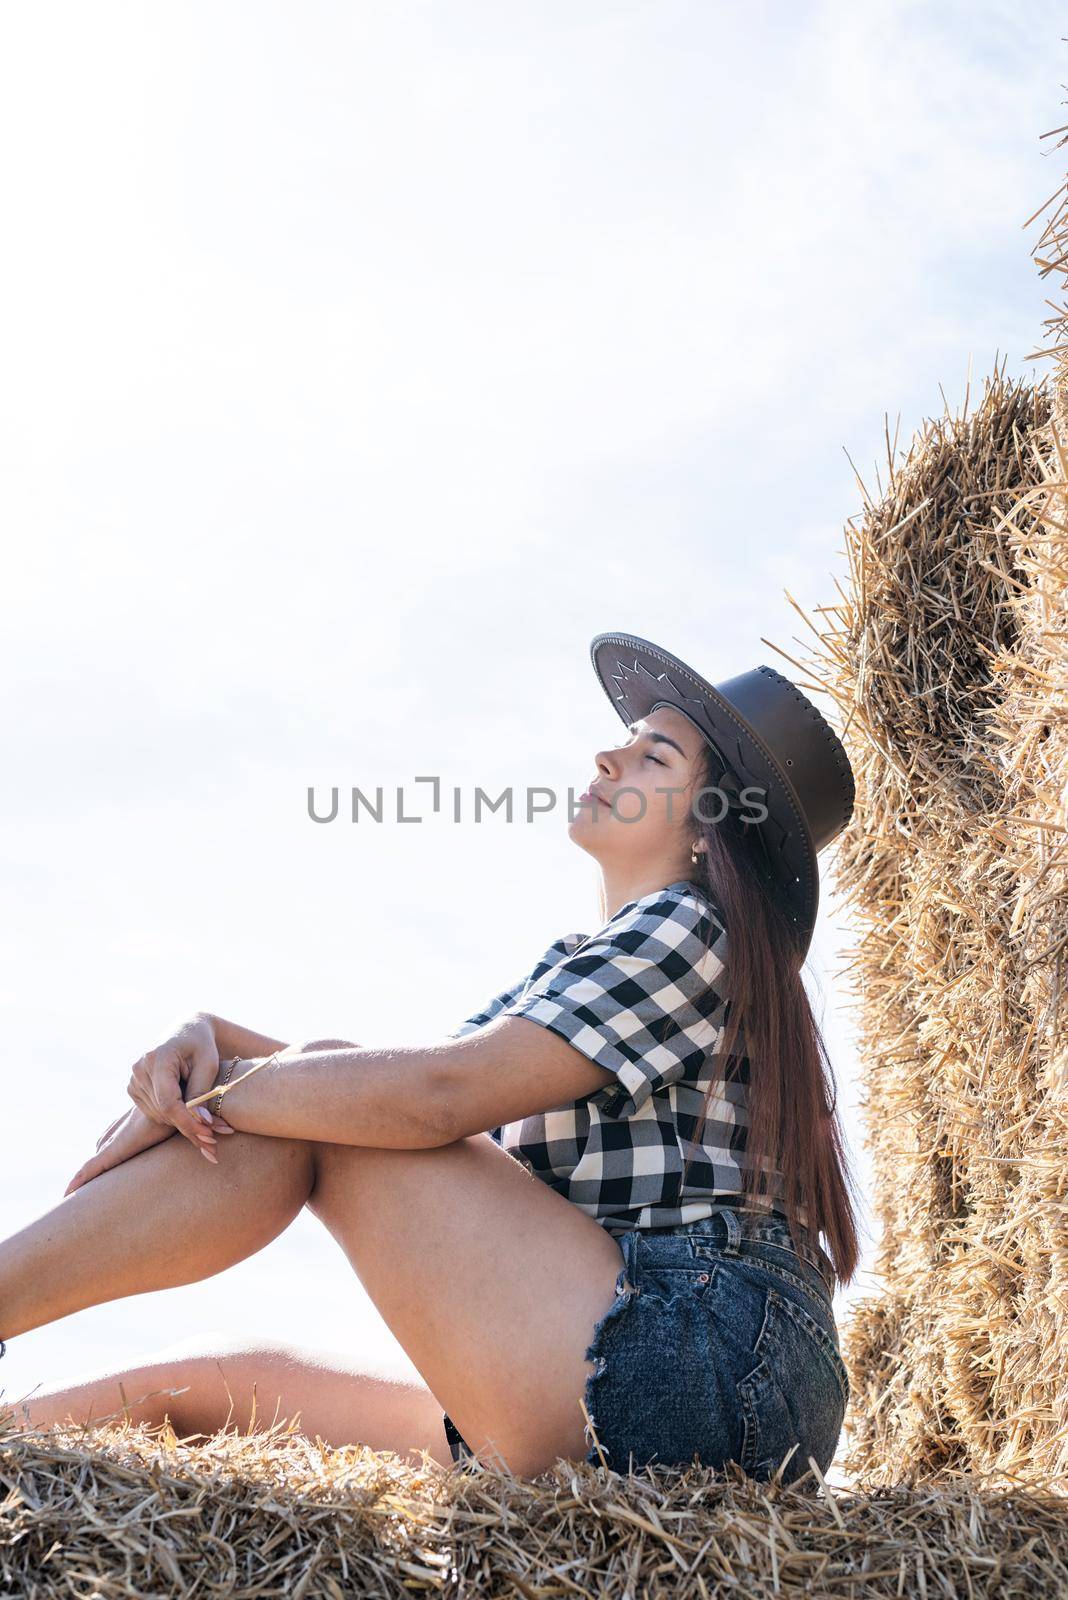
[496,887,727,1119]
[446,934,588,1039]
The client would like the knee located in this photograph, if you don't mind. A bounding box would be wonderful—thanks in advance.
[195,1120,317,1214]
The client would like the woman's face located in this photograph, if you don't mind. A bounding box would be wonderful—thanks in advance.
[571,705,708,879]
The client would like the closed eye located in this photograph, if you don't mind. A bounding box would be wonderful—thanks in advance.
[645,753,666,765]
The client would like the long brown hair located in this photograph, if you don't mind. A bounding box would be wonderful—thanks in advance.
[680,744,861,1288]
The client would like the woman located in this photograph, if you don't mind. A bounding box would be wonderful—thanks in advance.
[0,632,860,1482]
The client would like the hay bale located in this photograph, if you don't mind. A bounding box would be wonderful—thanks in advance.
[6,1405,1068,1597]
[781,322,1065,1476]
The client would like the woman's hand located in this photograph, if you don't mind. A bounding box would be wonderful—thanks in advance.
[64,1097,237,1196]
[64,1106,177,1195]
[126,1013,233,1148]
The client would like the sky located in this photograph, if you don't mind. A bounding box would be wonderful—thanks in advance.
[0,0,1062,1474]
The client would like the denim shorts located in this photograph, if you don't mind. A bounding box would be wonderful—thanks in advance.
[442,1205,849,1483]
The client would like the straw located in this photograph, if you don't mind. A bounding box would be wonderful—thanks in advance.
[778,242,1067,1483]
[6,1401,1068,1597]
[186,1052,283,1112]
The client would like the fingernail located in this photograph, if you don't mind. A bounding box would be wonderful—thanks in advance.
[196,1108,213,1123]
[201,1147,218,1164]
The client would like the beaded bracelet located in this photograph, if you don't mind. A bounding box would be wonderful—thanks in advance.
[210,1057,239,1118]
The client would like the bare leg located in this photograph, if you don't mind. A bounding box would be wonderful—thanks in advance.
[0,1128,316,1342]
[1,1041,630,1472]
[12,1336,455,1467]
[0,1034,358,1341]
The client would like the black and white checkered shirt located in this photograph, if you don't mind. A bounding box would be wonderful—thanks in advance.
[448,878,799,1234]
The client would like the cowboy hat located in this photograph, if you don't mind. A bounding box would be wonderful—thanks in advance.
[589,631,855,958]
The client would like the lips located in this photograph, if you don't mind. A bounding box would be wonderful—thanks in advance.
[581,789,610,809]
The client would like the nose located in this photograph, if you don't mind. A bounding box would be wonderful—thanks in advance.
[593,745,620,779]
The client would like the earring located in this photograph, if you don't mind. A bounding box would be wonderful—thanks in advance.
[690,845,700,866]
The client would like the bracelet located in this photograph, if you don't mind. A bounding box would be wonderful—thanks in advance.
[193,1049,283,1117]
[210,1058,239,1118]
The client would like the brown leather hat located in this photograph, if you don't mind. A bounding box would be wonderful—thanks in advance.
[590,631,855,958]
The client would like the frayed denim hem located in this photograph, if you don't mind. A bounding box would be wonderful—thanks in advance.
[582,1232,643,1471]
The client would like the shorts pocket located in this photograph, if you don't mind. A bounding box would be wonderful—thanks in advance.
[737,1288,849,1485]
[694,1240,834,1307]
[740,1252,833,1306]
[634,1263,717,1306]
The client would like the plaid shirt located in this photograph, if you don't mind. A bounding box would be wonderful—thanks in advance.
[448,879,799,1233]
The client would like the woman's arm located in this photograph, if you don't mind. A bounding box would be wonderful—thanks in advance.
[195,1044,451,1147]
[123,1018,365,1143]
[188,1018,616,1148]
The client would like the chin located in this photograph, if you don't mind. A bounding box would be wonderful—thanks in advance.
[567,823,605,863]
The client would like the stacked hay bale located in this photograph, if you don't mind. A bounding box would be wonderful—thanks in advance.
[802,155,1068,1481]
[5,1405,1068,1595]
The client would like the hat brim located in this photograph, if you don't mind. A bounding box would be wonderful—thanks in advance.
[589,631,820,949]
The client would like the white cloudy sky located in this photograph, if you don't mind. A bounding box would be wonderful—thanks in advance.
[0,0,1059,1423]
